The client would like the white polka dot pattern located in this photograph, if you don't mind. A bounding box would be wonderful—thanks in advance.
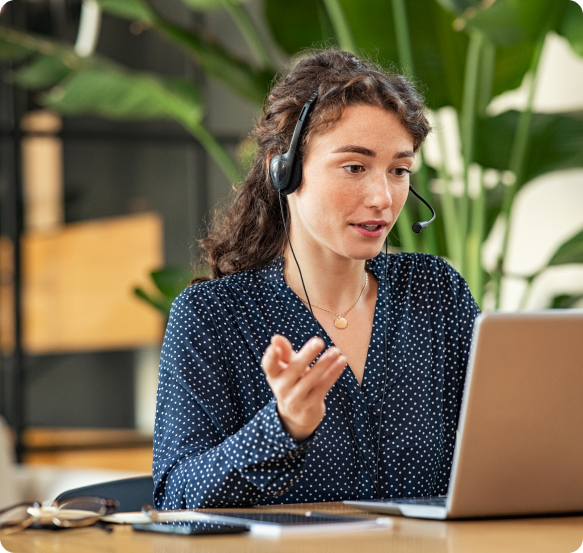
[153,253,480,509]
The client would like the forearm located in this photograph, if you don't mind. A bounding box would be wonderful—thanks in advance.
[154,399,314,509]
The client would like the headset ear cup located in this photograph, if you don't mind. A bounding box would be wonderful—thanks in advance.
[284,157,303,195]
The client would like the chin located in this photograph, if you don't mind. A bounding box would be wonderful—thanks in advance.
[341,243,384,261]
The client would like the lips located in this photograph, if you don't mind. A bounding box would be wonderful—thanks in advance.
[350,221,387,238]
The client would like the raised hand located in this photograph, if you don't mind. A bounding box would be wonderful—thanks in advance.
[261,335,346,442]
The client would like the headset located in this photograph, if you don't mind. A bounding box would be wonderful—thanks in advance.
[269,90,436,498]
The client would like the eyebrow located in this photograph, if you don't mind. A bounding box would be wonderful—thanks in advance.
[331,145,376,157]
[331,145,414,159]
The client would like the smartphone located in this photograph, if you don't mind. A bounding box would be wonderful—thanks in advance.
[132,521,250,536]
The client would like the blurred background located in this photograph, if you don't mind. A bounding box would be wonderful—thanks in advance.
[0,0,582,505]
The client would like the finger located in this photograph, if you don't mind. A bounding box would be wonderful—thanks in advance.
[261,343,285,379]
[286,337,325,381]
[270,335,293,365]
[292,347,342,398]
[282,348,341,409]
[308,355,347,400]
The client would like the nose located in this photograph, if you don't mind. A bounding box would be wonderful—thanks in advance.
[365,172,393,211]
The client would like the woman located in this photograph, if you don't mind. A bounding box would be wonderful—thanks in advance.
[153,49,480,509]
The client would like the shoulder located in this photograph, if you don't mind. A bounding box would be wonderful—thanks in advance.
[170,266,270,316]
[161,268,268,364]
[373,252,474,305]
[374,252,461,284]
[406,252,462,284]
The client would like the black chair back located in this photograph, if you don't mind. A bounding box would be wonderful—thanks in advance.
[55,475,154,512]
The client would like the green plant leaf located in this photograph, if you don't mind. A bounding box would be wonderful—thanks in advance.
[264,0,323,55]
[475,110,583,184]
[216,0,277,68]
[134,266,210,318]
[549,293,583,308]
[180,0,248,12]
[483,181,505,243]
[94,0,155,23]
[264,0,541,110]
[154,18,273,104]
[434,0,481,15]
[491,41,537,98]
[0,27,242,182]
[464,0,558,46]
[465,0,577,108]
[265,0,469,110]
[348,0,471,110]
[0,27,37,61]
[97,0,272,103]
[12,54,72,89]
[322,0,357,53]
[558,0,583,57]
[150,266,195,298]
[547,228,583,266]
[0,27,82,66]
[523,111,583,181]
[42,62,204,124]
[133,287,172,316]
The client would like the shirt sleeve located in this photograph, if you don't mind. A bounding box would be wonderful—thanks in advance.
[152,285,314,509]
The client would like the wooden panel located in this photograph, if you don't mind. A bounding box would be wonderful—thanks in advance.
[22,213,164,354]
[0,236,15,354]
[23,447,153,472]
[21,110,64,232]
[23,427,154,450]
[22,427,154,472]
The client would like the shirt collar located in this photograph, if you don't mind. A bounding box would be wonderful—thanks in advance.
[259,254,387,288]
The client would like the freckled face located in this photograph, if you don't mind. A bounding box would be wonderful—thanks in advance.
[287,104,415,261]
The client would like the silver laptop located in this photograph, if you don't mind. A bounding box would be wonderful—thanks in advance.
[345,310,583,519]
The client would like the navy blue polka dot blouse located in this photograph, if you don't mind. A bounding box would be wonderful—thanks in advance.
[153,252,480,509]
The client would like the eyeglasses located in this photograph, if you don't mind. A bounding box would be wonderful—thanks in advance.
[0,497,117,535]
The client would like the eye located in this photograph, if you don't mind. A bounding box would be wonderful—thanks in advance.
[343,165,365,174]
[393,167,412,177]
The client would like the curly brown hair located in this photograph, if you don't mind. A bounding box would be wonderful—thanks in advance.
[196,48,431,281]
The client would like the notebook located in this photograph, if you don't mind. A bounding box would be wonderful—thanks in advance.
[345,310,583,519]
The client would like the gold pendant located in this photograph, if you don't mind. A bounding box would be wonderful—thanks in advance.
[334,316,348,329]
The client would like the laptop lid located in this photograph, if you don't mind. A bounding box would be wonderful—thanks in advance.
[447,310,583,518]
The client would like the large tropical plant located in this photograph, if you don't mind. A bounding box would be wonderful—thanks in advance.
[1,0,583,313]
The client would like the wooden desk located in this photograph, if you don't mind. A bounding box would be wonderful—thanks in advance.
[3,502,583,553]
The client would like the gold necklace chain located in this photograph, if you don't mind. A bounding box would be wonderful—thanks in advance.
[300,272,368,330]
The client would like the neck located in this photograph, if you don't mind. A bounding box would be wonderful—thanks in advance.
[282,237,368,315]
